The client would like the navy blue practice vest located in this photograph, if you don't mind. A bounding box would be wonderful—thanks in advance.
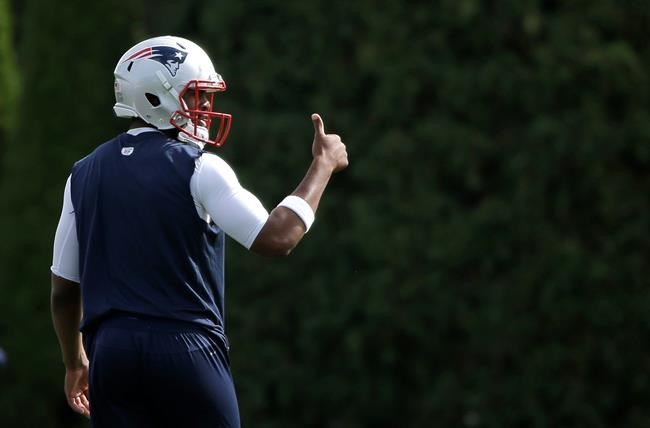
[70,131,226,337]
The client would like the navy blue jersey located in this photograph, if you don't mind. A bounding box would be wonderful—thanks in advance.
[70,131,227,338]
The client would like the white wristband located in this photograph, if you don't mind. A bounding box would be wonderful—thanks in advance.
[278,195,315,232]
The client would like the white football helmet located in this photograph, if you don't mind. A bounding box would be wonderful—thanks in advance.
[113,35,232,147]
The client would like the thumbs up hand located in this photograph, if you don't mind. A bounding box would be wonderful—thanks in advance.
[311,113,348,173]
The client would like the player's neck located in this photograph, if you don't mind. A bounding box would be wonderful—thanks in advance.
[128,119,155,130]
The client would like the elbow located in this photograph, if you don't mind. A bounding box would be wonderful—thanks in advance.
[267,239,296,257]
[250,234,301,257]
[265,248,294,257]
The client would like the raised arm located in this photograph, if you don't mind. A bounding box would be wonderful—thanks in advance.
[250,113,348,256]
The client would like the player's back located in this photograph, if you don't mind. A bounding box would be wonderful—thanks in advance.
[70,130,227,336]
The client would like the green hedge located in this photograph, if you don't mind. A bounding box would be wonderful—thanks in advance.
[0,1,648,426]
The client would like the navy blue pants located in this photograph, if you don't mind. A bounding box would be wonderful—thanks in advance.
[84,316,240,428]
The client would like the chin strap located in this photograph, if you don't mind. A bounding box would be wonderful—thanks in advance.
[177,121,209,149]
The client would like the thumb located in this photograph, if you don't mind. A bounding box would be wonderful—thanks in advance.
[311,113,325,136]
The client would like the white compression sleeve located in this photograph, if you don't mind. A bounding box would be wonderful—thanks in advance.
[51,175,80,282]
[191,153,269,249]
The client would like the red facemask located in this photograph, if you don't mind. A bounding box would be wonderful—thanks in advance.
[170,79,232,147]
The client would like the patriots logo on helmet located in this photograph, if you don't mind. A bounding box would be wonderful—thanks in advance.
[124,46,188,77]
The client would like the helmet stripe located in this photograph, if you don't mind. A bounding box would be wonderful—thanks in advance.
[125,47,152,62]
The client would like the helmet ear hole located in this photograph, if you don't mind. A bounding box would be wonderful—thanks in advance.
[145,93,161,107]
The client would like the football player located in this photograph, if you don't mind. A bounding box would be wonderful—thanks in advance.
[50,35,348,427]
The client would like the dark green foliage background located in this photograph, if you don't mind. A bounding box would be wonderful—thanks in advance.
[0,1,648,427]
